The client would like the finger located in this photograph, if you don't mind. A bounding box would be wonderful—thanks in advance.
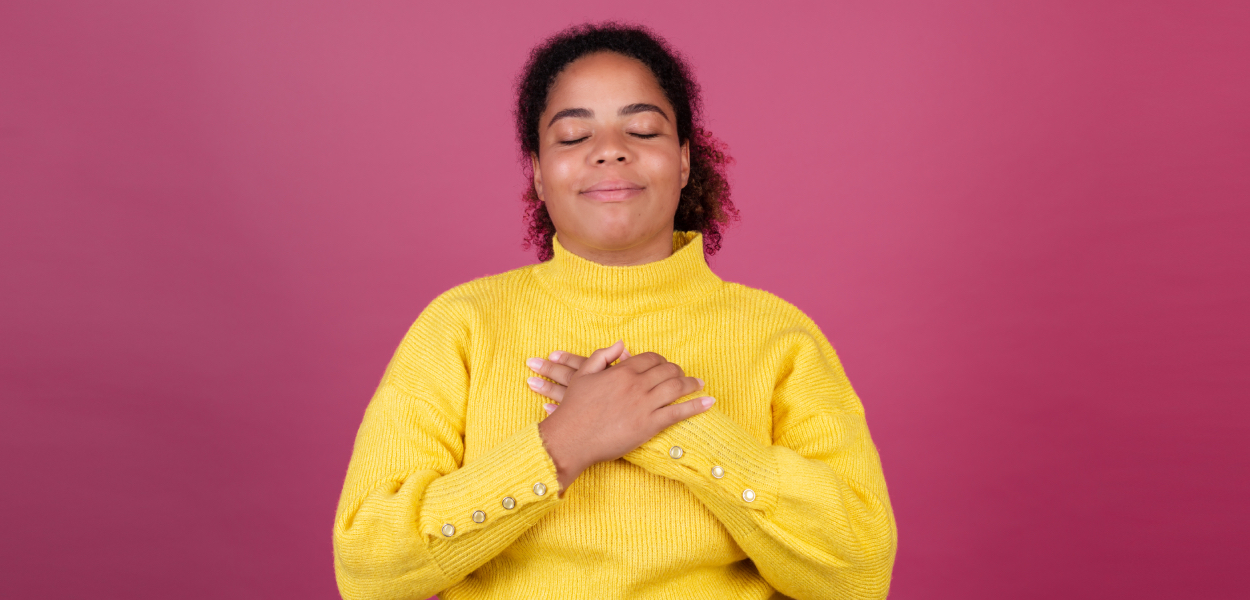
[647,376,705,407]
[526,376,567,402]
[653,396,716,429]
[639,360,686,389]
[579,340,625,375]
[526,357,577,386]
[548,350,587,370]
[550,346,631,369]
[611,346,633,367]
[617,350,666,373]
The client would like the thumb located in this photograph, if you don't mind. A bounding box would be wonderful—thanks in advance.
[580,339,625,374]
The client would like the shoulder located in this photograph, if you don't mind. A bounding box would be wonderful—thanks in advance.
[415,263,538,319]
[720,282,863,412]
[435,257,540,302]
[716,281,845,367]
[432,263,531,303]
[388,265,536,371]
[718,281,826,334]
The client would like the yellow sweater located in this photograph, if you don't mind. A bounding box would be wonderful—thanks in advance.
[333,230,897,600]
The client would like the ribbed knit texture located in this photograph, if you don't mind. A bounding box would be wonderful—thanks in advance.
[333,230,898,600]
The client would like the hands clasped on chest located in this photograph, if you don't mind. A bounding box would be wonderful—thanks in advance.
[525,339,715,495]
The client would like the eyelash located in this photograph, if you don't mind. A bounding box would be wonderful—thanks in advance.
[559,133,660,146]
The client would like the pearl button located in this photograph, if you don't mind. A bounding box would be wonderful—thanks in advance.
[669,446,684,459]
[711,465,725,479]
[502,496,516,510]
[533,482,547,496]
[472,510,486,523]
[742,488,756,503]
[441,523,455,537]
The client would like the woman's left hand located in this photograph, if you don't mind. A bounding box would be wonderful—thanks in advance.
[527,348,644,414]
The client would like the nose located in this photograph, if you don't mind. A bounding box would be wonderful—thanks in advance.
[592,130,631,164]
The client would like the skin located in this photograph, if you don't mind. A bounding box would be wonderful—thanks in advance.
[530,51,691,267]
[527,51,712,495]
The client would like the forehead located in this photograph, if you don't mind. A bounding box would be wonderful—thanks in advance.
[545,52,670,114]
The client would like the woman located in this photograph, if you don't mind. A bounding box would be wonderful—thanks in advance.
[333,22,897,600]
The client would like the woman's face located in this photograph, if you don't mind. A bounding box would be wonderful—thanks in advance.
[532,51,690,255]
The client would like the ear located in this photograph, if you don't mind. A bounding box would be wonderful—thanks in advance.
[679,139,691,189]
[530,152,545,201]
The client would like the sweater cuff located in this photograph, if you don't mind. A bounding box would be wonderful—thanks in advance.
[625,407,779,535]
[424,422,563,576]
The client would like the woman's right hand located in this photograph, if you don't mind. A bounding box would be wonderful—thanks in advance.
[534,340,714,494]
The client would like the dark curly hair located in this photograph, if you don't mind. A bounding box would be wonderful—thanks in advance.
[514,22,739,261]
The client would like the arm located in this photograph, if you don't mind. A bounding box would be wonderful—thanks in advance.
[623,321,897,600]
[332,295,563,600]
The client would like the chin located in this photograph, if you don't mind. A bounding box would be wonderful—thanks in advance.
[578,220,650,249]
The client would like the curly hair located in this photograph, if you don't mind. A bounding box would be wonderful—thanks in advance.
[514,22,739,261]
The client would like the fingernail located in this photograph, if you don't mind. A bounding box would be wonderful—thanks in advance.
[548,350,563,361]
[696,377,705,388]
[700,397,716,408]
[543,403,556,415]
[527,377,544,390]
[526,357,543,370]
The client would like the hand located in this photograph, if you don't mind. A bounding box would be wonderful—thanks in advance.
[530,340,715,495]
[528,347,636,414]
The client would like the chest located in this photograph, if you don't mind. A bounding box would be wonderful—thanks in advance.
[460,301,777,463]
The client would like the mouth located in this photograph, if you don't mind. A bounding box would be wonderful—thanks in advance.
[581,180,644,202]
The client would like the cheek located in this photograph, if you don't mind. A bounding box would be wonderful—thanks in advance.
[638,146,685,188]
[540,153,582,192]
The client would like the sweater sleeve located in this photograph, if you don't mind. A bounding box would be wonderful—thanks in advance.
[624,316,897,600]
[332,294,564,600]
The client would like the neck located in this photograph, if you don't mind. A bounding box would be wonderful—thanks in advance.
[555,227,675,267]
[530,229,723,316]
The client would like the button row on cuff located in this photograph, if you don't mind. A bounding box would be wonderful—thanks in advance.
[442,482,550,537]
[665,446,752,503]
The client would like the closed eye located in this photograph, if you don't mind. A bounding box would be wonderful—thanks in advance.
[632,133,660,139]
[559,136,590,146]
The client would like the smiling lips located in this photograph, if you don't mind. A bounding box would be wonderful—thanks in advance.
[582,179,644,202]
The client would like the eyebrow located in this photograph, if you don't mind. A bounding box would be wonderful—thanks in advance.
[546,103,670,128]
[546,107,592,127]
[620,103,670,120]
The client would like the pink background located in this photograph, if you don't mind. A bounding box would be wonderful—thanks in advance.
[2,1,1247,598]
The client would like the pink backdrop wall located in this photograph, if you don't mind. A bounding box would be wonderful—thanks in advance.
[2,1,1247,598]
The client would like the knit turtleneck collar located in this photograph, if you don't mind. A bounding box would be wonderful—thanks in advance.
[530,230,724,316]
